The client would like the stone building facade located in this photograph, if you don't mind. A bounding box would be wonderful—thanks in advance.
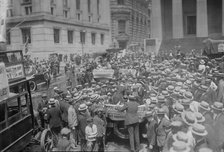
[110,0,150,49]
[151,0,224,53]
[5,0,111,58]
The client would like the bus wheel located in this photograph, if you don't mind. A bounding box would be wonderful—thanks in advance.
[40,129,53,152]
[29,81,36,91]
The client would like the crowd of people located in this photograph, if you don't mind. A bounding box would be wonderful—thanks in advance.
[36,48,224,152]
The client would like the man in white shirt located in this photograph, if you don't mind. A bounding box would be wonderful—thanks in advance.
[85,117,98,152]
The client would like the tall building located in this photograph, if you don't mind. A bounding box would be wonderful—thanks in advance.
[151,0,224,53]
[5,0,111,58]
[110,0,150,49]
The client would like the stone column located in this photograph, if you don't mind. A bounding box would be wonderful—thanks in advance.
[151,0,162,39]
[172,0,184,38]
[196,0,208,37]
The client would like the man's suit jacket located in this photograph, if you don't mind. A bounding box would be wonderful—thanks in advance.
[146,120,157,146]
[213,113,224,148]
[59,100,70,123]
[119,101,140,126]
[47,106,62,128]
[156,117,170,147]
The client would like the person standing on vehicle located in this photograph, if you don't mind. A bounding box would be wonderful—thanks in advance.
[37,93,48,129]
[46,98,62,136]
[117,95,140,152]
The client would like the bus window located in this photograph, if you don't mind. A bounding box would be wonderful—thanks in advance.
[7,97,20,126]
[0,102,6,130]
[20,94,30,117]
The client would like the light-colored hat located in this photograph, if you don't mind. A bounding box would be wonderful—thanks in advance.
[169,141,191,152]
[199,101,210,111]
[181,111,197,126]
[211,102,223,111]
[183,92,193,100]
[194,112,205,123]
[173,131,189,144]
[173,103,184,114]
[48,98,55,104]
[60,128,71,135]
[191,123,208,137]
[78,103,88,111]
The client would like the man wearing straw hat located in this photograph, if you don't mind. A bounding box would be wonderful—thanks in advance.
[145,111,157,152]
[191,123,208,152]
[211,102,224,151]
[77,103,91,151]
[117,95,140,152]
[68,99,78,149]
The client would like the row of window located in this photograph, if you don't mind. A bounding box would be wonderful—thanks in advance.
[6,28,105,45]
[118,19,148,34]
[7,0,100,17]
[54,29,105,45]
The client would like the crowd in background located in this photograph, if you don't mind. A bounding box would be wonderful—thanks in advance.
[34,47,224,152]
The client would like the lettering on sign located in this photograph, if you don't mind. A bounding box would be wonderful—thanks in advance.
[5,64,25,81]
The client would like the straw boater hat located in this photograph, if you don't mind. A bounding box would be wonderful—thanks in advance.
[181,111,197,126]
[73,92,82,102]
[60,128,71,135]
[48,98,55,105]
[194,112,205,123]
[183,92,193,100]
[173,103,184,114]
[166,85,175,93]
[157,108,166,115]
[173,131,189,144]
[191,123,208,137]
[199,101,210,111]
[161,90,169,97]
[181,99,192,106]
[157,95,166,103]
[90,94,100,102]
[200,59,205,65]
[211,102,224,111]
[78,103,88,111]
[169,141,191,152]
[199,85,208,92]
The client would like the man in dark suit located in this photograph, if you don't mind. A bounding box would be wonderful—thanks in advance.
[155,108,170,152]
[46,99,62,136]
[118,95,140,152]
[146,111,157,152]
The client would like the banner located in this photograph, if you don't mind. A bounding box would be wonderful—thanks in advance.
[5,64,25,81]
[0,62,9,101]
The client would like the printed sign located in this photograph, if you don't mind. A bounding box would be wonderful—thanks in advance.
[218,43,224,52]
[5,64,25,81]
[0,62,9,101]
